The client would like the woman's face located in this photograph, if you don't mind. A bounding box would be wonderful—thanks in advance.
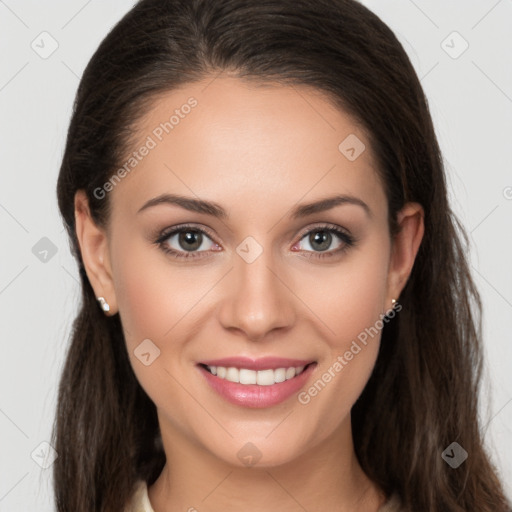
[83,75,421,468]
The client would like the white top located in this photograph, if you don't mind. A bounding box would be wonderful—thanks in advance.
[125,479,403,511]
[125,480,155,512]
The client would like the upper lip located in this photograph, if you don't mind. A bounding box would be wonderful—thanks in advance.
[198,356,316,371]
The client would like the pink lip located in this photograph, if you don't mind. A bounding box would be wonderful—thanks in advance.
[198,356,315,371]
[197,361,317,408]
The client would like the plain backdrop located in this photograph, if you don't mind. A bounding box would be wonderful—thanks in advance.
[0,1,511,509]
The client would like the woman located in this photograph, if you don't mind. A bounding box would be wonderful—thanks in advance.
[53,0,511,511]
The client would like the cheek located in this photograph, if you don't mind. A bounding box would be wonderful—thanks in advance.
[110,239,194,407]
[112,249,166,345]
[329,240,390,369]
[111,235,204,345]
[294,235,390,428]
[296,233,390,345]
[110,235,220,397]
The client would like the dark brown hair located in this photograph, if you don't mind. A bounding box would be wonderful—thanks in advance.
[54,1,511,510]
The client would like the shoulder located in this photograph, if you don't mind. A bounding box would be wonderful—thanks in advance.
[378,492,403,512]
[123,480,401,512]
[124,480,155,512]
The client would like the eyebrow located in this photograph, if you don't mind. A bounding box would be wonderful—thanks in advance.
[137,193,371,219]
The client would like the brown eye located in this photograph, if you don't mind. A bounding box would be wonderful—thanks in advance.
[294,225,355,257]
[156,224,220,259]
[307,230,333,252]
[176,230,203,251]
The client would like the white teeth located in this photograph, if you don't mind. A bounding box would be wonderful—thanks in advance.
[256,369,275,386]
[239,368,257,385]
[205,364,308,385]
[225,367,239,383]
[274,368,286,383]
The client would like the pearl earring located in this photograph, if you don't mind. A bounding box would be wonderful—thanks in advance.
[97,296,110,313]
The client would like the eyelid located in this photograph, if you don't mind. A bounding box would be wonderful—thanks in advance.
[156,222,351,245]
[155,221,356,259]
[156,222,219,244]
[293,221,352,241]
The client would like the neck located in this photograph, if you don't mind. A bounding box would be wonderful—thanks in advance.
[148,412,386,512]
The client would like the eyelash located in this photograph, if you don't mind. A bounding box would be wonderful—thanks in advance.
[154,223,357,261]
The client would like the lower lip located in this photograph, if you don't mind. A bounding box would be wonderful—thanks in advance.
[197,363,317,408]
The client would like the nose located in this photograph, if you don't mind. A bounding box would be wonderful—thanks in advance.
[217,244,296,342]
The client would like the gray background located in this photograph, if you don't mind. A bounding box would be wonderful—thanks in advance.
[1,0,511,509]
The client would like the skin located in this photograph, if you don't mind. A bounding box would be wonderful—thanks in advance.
[74,74,424,512]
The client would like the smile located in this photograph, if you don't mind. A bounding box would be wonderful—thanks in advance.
[197,358,318,408]
[202,364,309,385]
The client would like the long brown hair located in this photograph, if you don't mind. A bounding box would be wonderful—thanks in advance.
[54,1,511,510]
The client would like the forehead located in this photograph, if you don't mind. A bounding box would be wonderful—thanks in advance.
[109,75,387,222]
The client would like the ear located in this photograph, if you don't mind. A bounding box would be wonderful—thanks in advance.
[386,202,425,307]
[74,190,118,315]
